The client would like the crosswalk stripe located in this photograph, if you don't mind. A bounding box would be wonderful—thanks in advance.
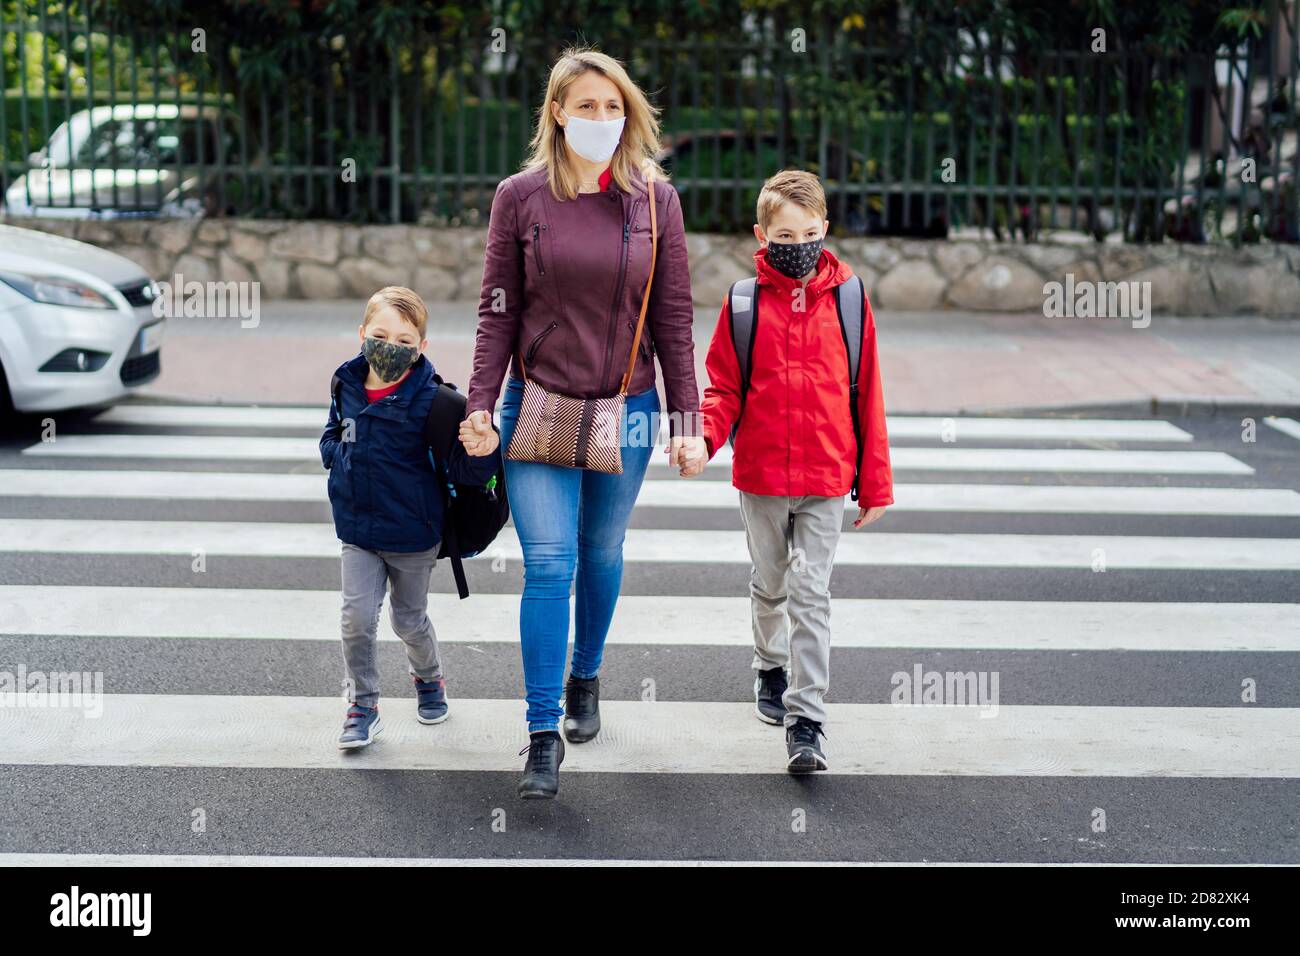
[632,481,1300,515]
[22,434,324,461]
[2,695,1295,777]
[658,446,1257,474]
[661,446,1257,473]
[2,519,1297,569]
[742,448,1249,474]
[5,468,1297,516]
[94,405,1196,443]
[21,434,1252,474]
[1265,417,1300,442]
[884,417,1194,442]
[95,405,328,429]
[5,586,1296,651]
[0,469,328,500]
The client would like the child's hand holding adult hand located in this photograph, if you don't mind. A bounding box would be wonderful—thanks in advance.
[679,453,706,477]
[459,410,498,456]
[853,506,887,529]
[668,435,707,478]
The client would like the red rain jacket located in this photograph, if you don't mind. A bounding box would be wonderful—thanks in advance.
[700,247,894,505]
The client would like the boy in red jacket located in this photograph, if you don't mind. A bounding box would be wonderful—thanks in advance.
[691,170,893,773]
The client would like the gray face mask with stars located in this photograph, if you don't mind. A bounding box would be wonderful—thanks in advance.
[764,236,824,279]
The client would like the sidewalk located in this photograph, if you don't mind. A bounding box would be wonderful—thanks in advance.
[141,300,1300,414]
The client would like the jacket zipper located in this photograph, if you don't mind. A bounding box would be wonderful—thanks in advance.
[599,200,637,393]
[526,321,558,364]
[531,223,547,276]
[627,317,652,362]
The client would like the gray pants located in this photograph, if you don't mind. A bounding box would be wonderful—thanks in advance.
[340,542,442,708]
[738,492,844,727]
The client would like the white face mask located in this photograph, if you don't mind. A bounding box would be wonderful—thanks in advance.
[560,110,626,164]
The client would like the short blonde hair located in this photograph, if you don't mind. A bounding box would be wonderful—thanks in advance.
[756,169,827,230]
[363,286,428,338]
[524,46,667,201]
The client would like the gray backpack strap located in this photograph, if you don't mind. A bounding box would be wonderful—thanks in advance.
[834,276,866,500]
[728,277,759,446]
[729,277,759,386]
[835,276,864,390]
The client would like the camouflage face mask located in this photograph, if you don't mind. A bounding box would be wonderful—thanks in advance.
[362,336,418,383]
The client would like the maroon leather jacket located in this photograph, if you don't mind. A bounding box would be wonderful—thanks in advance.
[467,166,701,437]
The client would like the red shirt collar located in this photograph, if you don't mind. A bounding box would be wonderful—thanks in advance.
[364,370,409,403]
[597,166,612,191]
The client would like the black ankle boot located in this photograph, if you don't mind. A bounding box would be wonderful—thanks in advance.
[562,674,601,743]
[518,730,565,799]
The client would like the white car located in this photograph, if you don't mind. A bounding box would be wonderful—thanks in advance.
[4,103,244,219]
[0,224,163,414]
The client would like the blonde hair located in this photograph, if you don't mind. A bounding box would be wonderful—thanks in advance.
[523,47,667,201]
[756,169,828,230]
[363,286,428,338]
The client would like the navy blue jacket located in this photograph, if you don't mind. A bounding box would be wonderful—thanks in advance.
[320,352,499,553]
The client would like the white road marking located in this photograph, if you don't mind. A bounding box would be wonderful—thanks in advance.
[3,587,1296,651]
[2,520,1298,569]
[2,695,1295,777]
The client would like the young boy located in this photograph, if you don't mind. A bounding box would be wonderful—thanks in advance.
[692,170,893,773]
[320,286,500,750]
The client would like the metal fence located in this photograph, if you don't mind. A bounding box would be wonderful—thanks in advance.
[2,2,1298,243]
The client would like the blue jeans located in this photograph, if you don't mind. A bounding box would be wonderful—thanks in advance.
[498,375,660,733]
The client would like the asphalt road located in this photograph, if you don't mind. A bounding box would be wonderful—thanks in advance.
[0,402,1297,864]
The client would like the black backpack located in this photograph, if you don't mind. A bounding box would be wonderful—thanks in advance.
[726,275,867,502]
[330,373,510,599]
[422,374,510,599]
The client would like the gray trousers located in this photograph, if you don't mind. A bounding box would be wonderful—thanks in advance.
[340,542,442,708]
[738,492,844,726]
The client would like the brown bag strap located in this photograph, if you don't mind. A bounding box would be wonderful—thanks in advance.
[620,171,657,395]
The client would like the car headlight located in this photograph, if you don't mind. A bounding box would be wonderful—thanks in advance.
[0,271,115,309]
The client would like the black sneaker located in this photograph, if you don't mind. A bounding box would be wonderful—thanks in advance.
[518,730,565,799]
[562,674,600,743]
[785,717,828,774]
[754,666,788,725]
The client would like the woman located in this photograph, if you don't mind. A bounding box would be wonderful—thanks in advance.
[461,48,705,799]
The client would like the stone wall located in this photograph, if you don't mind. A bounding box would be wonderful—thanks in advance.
[6,216,1300,316]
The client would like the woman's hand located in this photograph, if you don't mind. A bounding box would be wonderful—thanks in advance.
[853,506,887,529]
[459,410,499,456]
[669,435,707,478]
